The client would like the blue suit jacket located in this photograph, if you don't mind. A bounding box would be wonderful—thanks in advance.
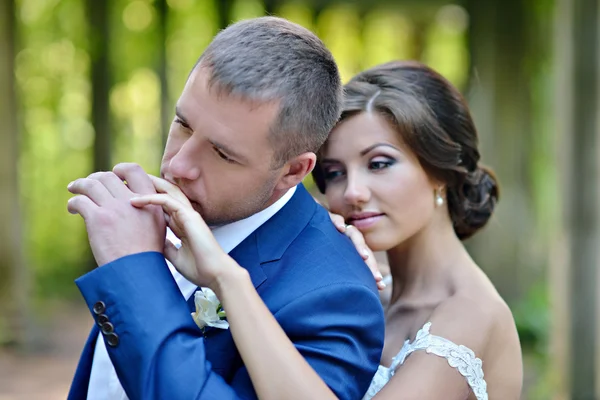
[68,184,385,400]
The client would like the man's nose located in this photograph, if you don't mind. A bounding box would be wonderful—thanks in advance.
[167,141,201,181]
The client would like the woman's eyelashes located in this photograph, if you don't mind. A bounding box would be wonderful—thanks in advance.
[368,157,396,171]
[323,156,397,182]
[323,167,344,181]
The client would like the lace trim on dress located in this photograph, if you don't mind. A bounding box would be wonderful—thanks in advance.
[387,322,488,400]
[362,322,488,400]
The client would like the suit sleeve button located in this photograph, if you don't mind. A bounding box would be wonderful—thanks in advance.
[97,314,109,326]
[101,322,114,335]
[106,333,119,347]
[93,301,106,315]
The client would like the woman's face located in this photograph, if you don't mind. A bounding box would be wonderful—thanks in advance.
[321,112,438,252]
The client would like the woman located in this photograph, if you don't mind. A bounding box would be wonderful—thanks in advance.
[131,61,523,399]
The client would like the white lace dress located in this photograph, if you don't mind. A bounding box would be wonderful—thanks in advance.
[363,322,488,400]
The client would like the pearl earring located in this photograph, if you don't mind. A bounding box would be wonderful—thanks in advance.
[435,190,444,207]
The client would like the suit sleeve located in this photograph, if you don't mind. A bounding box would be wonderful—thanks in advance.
[76,251,248,400]
[76,251,385,400]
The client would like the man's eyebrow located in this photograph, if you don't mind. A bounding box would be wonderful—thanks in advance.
[174,106,191,128]
[209,139,249,164]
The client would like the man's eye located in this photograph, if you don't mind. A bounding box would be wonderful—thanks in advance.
[174,117,190,129]
[214,147,235,164]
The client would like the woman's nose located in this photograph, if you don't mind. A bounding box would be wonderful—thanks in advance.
[343,174,370,206]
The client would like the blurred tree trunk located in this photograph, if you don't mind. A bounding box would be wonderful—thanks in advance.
[88,0,111,173]
[411,19,429,61]
[0,0,31,348]
[465,5,555,396]
[554,0,599,398]
[157,0,170,148]
[217,0,232,30]
[551,1,573,398]
[86,0,111,271]
[465,0,539,305]
[264,0,277,16]
[311,3,325,33]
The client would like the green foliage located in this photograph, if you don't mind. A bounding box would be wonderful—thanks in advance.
[16,0,93,297]
[15,0,473,300]
[13,1,554,392]
[512,282,549,356]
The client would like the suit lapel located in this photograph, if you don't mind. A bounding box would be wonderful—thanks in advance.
[229,232,266,287]
[254,184,316,264]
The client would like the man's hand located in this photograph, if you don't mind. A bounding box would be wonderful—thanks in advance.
[67,163,166,267]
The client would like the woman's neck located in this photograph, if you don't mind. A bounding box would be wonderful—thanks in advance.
[386,217,468,306]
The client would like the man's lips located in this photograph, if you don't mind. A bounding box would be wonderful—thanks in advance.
[189,199,203,213]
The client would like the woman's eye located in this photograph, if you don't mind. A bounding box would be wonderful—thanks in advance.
[323,169,344,181]
[369,159,395,171]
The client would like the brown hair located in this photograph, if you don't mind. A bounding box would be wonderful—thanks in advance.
[313,61,499,240]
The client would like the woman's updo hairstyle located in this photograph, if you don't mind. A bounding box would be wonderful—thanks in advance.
[312,61,499,240]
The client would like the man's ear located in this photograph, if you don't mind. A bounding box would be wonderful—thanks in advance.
[275,152,316,191]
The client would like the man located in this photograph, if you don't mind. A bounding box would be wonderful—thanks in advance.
[67,17,384,400]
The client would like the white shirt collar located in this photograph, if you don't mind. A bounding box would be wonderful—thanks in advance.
[210,185,296,254]
[167,185,297,299]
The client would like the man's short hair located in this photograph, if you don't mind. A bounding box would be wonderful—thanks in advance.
[196,17,342,166]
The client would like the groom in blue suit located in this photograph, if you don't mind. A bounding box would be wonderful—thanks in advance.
[67,17,384,400]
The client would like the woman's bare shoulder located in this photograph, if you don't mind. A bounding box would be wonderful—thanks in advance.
[427,280,519,360]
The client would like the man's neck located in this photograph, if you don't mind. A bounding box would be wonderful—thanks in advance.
[263,186,292,210]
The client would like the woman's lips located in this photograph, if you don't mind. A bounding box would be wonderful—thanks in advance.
[348,213,384,230]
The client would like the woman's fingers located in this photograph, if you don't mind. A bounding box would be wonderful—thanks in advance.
[131,193,205,240]
[164,238,179,265]
[329,212,347,233]
[164,235,200,285]
[344,225,386,290]
[147,175,192,206]
[131,193,187,215]
[367,254,385,291]
[344,225,370,260]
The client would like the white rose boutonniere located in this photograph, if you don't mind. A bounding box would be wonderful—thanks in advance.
[191,288,229,331]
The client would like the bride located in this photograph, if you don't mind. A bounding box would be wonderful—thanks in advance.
[131,61,523,399]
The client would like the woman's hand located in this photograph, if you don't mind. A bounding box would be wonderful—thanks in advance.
[130,175,236,288]
[313,197,385,289]
[327,210,386,291]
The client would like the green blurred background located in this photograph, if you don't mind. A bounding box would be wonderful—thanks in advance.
[1,0,598,399]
